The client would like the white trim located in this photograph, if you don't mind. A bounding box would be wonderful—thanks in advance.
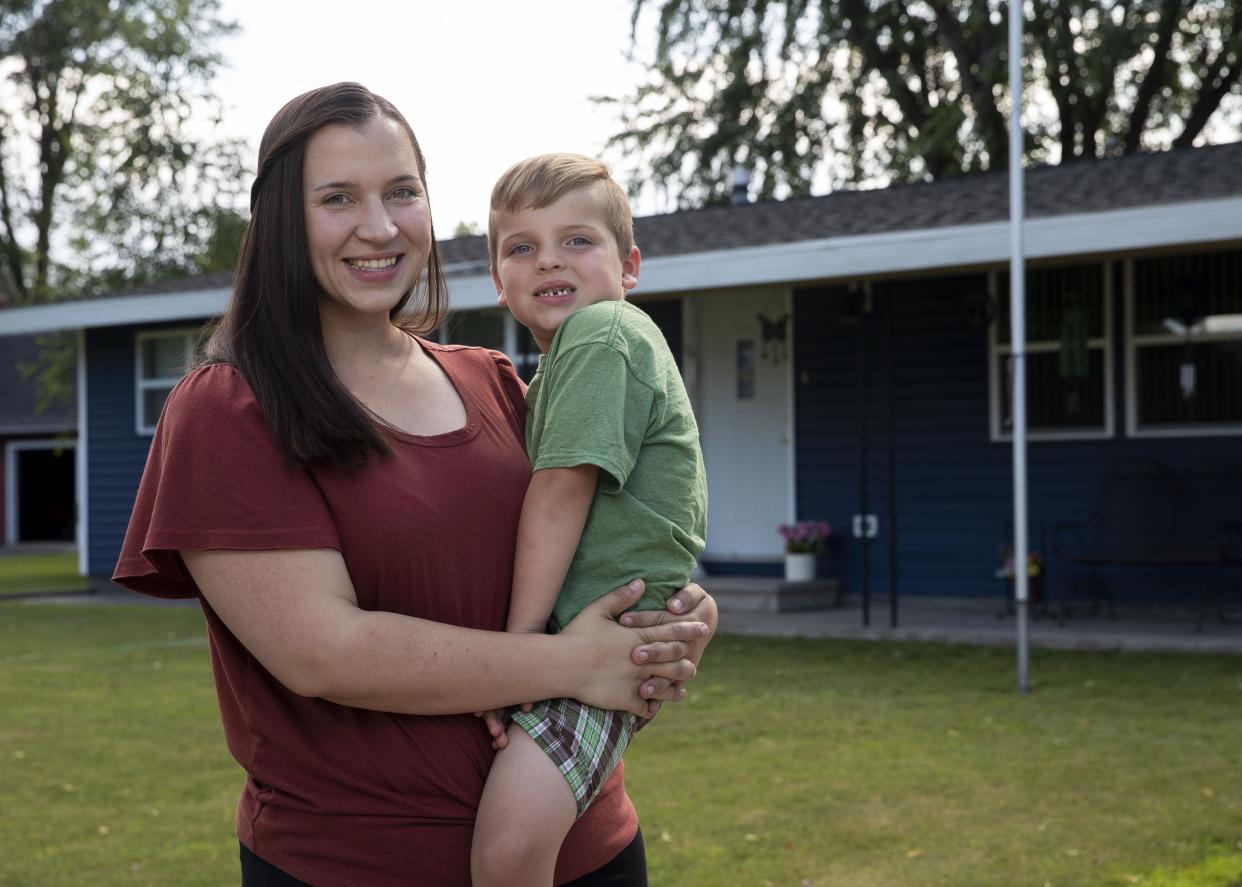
[502,313,519,366]
[988,263,1115,442]
[76,330,88,575]
[5,197,1242,332]
[1123,256,1242,438]
[4,438,76,546]
[134,328,200,436]
[682,297,701,426]
[2,288,229,335]
[445,197,1242,309]
[988,271,1001,440]
[783,288,797,522]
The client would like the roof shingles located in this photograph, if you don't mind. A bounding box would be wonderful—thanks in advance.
[10,141,1242,303]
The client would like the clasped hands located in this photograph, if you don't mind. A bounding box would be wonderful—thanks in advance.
[476,578,715,749]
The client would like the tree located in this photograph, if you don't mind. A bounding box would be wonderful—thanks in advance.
[0,0,246,307]
[604,0,1242,207]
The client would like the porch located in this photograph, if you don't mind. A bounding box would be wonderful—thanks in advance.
[712,578,1242,654]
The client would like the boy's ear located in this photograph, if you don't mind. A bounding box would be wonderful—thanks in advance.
[492,268,507,306]
[621,246,641,291]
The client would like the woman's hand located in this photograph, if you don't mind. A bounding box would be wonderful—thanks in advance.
[620,582,718,714]
[560,580,708,718]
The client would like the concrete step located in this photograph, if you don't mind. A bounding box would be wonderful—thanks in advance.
[705,575,842,612]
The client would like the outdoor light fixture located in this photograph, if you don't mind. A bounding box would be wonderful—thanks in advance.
[1160,314,1242,400]
[1162,274,1217,402]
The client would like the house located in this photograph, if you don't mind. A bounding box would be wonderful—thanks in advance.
[2,142,1240,607]
[0,334,77,548]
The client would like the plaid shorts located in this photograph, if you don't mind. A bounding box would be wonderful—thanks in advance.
[510,698,638,818]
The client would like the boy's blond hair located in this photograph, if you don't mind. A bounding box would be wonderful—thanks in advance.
[488,153,635,273]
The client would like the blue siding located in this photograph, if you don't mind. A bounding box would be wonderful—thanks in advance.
[85,322,205,577]
[795,273,1242,603]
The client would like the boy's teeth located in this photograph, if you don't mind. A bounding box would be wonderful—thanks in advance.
[538,287,572,297]
[348,257,397,270]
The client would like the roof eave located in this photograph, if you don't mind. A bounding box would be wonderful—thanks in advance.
[445,196,1242,308]
[3,195,1241,332]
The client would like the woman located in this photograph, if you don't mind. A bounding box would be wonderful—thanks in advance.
[113,82,715,887]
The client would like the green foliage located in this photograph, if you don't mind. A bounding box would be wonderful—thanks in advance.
[607,0,1242,207]
[2,608,1241,885]
[0,0,246,306]
[16,329,75,416]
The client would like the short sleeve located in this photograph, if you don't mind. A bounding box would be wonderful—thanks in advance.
[112,364,341,599]
[532,342,655,493]
[488,348,528,421]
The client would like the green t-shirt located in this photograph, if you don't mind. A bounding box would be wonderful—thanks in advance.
[525,300,708,632]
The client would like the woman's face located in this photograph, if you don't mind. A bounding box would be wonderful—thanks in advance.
[302,116,432,323]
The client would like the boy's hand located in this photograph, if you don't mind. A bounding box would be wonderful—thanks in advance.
[621,581,717,716]
[474,709,510,749]
[474,703,535,750]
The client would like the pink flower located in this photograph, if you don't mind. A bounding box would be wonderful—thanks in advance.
[777,520,832,554]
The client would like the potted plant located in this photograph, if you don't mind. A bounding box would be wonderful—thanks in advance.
[778,520,832,582]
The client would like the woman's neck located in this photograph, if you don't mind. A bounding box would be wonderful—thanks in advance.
[320,312,417,391]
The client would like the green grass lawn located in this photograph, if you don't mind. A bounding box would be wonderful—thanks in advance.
[0,551,88,596]
[1,605,1240,886]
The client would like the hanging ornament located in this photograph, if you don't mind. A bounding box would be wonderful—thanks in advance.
[757,313,789,364]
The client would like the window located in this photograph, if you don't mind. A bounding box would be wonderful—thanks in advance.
[438,308,541,382]
[1126,248,1242,437]
[989,263,1113,440]
[441,308,506,350]
[135,329,199,434]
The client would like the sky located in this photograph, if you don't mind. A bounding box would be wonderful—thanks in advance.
[213,0,654,235]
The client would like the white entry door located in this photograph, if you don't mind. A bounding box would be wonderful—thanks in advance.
[696,289,793,560]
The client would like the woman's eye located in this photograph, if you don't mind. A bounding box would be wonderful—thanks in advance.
[390,186,417,200]
[323,193,351,206]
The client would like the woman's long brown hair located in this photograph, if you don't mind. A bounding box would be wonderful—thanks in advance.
[204,82,448,471]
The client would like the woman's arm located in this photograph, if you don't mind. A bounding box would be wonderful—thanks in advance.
[182,548,704,718]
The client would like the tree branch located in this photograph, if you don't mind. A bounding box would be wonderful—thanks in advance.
[1125,0,1185,153]
[1174,9,1242,148]
[840,0,930,134]
[0,129,31,304]
[934,3,1008,165]
[1032,0,1100,158]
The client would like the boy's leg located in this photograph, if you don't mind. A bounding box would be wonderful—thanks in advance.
[472,723,578,887]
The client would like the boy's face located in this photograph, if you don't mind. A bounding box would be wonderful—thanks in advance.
[491,185,640,352]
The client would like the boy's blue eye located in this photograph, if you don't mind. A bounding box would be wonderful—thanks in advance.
[510,244,532,255]
[568,236,591,246]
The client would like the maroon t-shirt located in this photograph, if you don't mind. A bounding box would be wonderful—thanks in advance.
[113,341,638,887]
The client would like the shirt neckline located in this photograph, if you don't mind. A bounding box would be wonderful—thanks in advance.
[378,337,481,448]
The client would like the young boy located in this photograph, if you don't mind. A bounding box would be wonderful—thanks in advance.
[470,154,707,886]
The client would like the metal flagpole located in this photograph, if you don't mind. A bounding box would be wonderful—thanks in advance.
[1009,0,1031,694]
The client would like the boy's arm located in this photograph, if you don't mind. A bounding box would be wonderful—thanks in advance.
[508,463,600,633]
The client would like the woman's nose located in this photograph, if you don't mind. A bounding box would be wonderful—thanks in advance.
[356,198,397,242]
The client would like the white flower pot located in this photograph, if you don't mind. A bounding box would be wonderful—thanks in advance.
[784,552,816,582]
